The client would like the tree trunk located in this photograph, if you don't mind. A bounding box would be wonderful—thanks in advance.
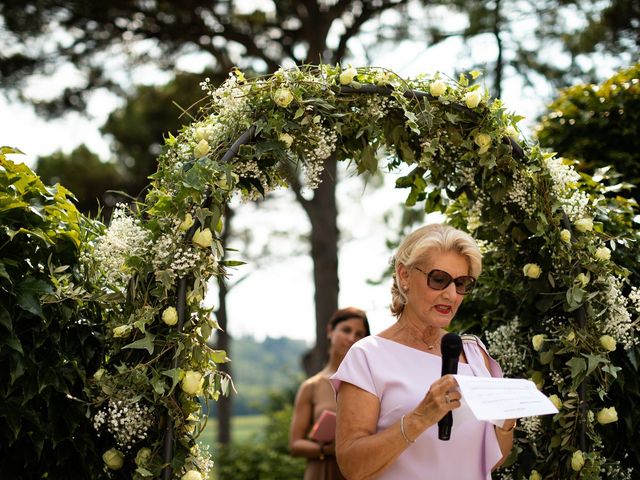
[215,206,234,444]
[301,159,340,376]
[493,0,504,99]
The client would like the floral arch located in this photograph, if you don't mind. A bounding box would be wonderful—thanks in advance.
[81,65,639,479]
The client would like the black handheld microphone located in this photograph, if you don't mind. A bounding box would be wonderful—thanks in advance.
[438,332,463,441]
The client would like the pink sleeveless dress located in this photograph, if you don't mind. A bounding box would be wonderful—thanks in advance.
[331,335,503,480]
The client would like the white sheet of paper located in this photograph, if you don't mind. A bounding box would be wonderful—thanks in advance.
[453,375,559,422]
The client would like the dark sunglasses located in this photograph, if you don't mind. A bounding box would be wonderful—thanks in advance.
[414,267,476,295]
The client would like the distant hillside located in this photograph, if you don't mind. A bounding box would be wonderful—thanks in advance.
[209,335,309,415]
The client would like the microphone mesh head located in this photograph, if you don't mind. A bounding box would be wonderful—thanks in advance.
[440,332,462,359]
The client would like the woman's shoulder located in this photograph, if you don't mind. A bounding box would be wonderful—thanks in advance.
[460,333,503,377]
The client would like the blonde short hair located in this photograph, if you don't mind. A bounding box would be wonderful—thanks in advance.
[390,223,482,317]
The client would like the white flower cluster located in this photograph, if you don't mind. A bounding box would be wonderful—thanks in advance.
[92,205,151,287]
[93,399,154,450]
[603,460,634,480]
[152,232,202,279]
[544,157,590,220]
[596,275,638,348]
[519,416,543,441]
[493,469,516,480]
[508,169,536,215]
[183,443,215,479]
[299,120,337,188]
[628,286,640,313]
[211,79,250,120]
[550,370,565,388]
[466,194,485,232]
[234,157,273,199]
[485,317,526,376]
[361,95,391,120]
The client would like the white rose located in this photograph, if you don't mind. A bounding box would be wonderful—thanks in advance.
[279,133,294,148]
[523,263,542,279]
[135,447,152,466]
[113,325,132,338]
[548,394,562,410]
[179,213,195,232]
[596,406,618,425]
[93,368,105,381]
[464,90,483,109]
[595,246,611,261]
[430,80,447,97]
[273,88,294,107]
[194,126,208,141]
[531,334,545,352]
[192,227,213,249]
[181,371,204,396]
[181,471,203,480]
[575,273,589,288]
[194,139,210,158]
[162,306,179,326]
[560,229,572,243]
[571,450,585,471]
[375,71,391,86]
[474,132,492,154]
[339,67,358,85]
[574,218,593,232]
[103,448,124,470]
[505,125,519,140]
[599,335,616,352]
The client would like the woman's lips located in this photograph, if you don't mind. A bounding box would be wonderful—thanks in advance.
[434,304,452,314]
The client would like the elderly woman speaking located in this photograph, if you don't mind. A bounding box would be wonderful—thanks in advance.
[331,224,514,479]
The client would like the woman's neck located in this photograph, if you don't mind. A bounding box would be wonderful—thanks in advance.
[322,351,344,375]
[393,314,445,351]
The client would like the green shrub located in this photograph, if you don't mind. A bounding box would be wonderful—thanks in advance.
[214,394,305,480]
[536,63,640,198]
[0,148,105,478]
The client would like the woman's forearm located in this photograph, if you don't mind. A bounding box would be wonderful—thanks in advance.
[337,412,431,480]
[493,420,516,470]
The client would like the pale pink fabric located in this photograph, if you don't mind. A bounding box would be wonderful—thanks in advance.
[331,335,503,480]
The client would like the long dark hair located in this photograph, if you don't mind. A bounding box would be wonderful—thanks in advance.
[329,307,370,336]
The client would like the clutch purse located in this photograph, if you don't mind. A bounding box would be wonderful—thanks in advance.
[309,410,336,443]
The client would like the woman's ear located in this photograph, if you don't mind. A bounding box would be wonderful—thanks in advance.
[397,263,410,289]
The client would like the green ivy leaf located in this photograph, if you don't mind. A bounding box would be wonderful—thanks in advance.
[566,357,587,378]
[122,333,156,355]
[16,277,52,318]
[210,350,229,363]
[585,354,607,375]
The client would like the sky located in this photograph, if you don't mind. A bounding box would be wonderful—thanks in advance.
[0,13,574,345]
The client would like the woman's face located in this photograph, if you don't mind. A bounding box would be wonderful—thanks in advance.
[402,251,469,328]
[329,318,368,356]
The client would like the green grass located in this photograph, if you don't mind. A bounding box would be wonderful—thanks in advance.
[198,414,268,447]
[197,415,269,480]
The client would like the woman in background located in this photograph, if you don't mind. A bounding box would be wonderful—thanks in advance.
[289,307,370,480]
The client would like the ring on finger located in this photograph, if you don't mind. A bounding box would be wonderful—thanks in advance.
[444,393,451,404]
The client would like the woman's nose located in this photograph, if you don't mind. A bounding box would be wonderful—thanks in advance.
[442,282,458,298]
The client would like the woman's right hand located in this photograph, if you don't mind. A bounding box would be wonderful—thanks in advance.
[414,374,461,423]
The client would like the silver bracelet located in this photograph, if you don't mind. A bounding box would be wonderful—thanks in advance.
[400,414,415,444]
